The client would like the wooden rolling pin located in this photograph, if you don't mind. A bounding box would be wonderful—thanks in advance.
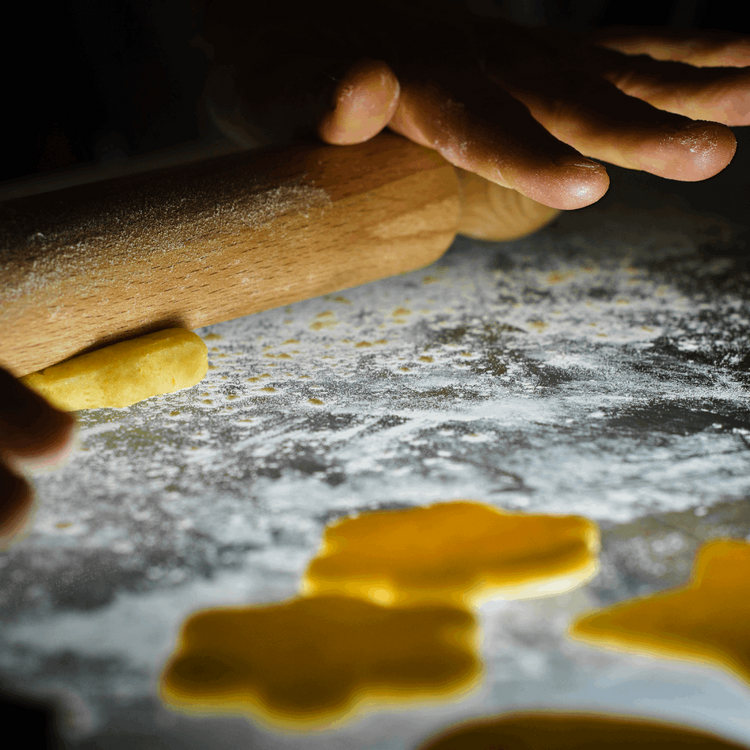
[0,132,558,377]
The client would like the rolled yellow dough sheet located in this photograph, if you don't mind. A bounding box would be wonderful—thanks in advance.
[569,539,750,687]
[417,711,748,750]
[160,594,480,728]
[302,501,600,608]
[21,328,208,411]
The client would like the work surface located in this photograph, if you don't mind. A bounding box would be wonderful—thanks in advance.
[3,135,750,749]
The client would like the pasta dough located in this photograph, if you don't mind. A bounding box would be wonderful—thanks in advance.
[21,328,207,410]
[302,501,600,608]
[160,594,479,728]
[417,712,748,750]
[569,539,750,686]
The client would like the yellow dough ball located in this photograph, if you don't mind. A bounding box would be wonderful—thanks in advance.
[21,328,208,410]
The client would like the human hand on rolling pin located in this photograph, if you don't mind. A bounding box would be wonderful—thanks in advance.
[0,367,76,546]
[204,0,748,211]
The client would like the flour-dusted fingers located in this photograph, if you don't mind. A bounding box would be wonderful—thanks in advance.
[317,59,401,145]
[487,51,736,182]
[589,26,750,68]
[204,0,744,204]
[0,462,33,544]
[388,71,609,210]
[0,366,76,470]
[585,46,750,126]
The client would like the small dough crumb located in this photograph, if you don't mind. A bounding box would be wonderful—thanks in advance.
[22,328,207,410]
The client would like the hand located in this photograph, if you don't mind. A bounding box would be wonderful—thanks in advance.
[0,367,76,546]
[202,0,748,211]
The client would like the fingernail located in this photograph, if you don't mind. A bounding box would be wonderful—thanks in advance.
[553,155,602,170]
[676,119,705,132]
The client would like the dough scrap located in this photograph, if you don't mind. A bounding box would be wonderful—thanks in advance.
[21,328,207,410]
[160,594,479,729]
[301,501,600,608]
[569,539,750,686]
[417,711,748,750]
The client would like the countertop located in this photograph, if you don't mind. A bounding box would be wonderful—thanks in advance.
[3,131,750,749]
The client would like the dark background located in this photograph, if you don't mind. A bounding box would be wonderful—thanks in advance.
[3,0,748,185]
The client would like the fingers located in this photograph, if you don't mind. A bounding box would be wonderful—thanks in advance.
[0,462,34,546]
[489,60,737,182]
[0,366,76,469]
[590,26,750,68]
[592,50,750,126]
[317,59,400,145]
[0,367,75,543]
[388,72,609,210]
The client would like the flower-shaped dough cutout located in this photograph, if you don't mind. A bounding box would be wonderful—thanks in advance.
[416,711,748,750]
[570,539,750,686]
[302,501,600,607]
[160,594,480,729]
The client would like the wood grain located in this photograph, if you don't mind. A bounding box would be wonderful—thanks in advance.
[1,133,460,376]
[455,168,561,242]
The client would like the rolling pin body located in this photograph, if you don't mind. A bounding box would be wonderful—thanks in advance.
[1,133,459,376]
